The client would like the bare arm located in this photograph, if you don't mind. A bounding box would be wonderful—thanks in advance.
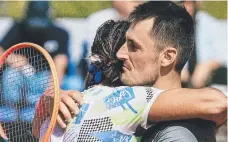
[53,54,68,85]
[191,60,221,88]
[148,87,227,126]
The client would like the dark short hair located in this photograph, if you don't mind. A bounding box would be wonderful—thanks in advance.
[128,1,194,72]
[85,20,129,88]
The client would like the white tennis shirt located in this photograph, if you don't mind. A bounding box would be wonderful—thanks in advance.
[40,85,163,142]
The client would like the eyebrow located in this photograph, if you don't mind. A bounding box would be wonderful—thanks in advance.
[126,31,143,49]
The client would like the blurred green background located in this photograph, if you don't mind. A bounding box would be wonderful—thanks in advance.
[0,1,226,19]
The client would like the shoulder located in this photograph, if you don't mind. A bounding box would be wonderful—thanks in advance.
[143,119,216,142]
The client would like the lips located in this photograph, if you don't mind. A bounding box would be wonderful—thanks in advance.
[122,64,130,71]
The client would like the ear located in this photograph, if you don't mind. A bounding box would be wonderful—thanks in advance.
[160,47,177,67]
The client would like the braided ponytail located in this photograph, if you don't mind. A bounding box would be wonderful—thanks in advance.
[85,20,129,88]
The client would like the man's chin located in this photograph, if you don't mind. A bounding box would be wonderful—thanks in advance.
[120,75,135,86]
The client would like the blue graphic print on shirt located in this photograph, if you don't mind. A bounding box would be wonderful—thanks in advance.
[104,87,137,114]
[91,130,132,142]
[74,103,89,124]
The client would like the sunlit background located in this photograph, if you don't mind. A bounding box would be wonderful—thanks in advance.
[0,1,226,19]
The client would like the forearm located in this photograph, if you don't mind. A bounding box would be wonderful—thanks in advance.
[191,61,221,88]
[198,88,227,127]
[148,87,227,126]
[53,54,68,85]
[149,88,200,122]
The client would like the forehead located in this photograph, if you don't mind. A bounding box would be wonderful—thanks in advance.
[127,18,154,36]
[126,18,156,50]
[126,18,154,40]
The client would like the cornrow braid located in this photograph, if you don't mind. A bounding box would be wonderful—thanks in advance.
[85,20,129,88]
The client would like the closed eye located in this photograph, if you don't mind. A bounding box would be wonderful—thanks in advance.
[127,39,137,52]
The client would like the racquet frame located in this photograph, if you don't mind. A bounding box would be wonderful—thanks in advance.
[0,42,59,142]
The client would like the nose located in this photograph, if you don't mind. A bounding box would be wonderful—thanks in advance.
[116,43,129,61]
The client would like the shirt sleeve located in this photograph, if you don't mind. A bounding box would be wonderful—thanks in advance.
[137,87,164,129]
[119,86,163,131]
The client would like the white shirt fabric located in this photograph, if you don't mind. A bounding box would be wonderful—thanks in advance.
[40,85,163,142]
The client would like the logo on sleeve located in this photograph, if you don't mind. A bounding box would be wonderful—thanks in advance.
[104,87,137,114]
[74,103,89,124]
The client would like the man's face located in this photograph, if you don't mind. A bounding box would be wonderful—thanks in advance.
[116,19,160,86]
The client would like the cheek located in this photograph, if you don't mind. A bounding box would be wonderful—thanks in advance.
[134,55,157,72]
[138,57,159,78]
[141,64,156,75]
[131,54,147,70]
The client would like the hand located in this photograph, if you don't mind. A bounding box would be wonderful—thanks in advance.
[57,89,84,128]
[0,122,8,140]
[32,89,84,138]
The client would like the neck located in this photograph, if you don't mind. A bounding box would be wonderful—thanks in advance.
[153,70,181,90]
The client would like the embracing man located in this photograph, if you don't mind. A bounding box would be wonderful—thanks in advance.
[118,1,226,141]
[53,1,226,142]
[0,1,226,142]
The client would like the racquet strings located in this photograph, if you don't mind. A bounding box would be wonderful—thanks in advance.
[0,47,54,142]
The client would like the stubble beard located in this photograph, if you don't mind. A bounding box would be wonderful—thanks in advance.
[120,72,157,87]
[120,73,135,86]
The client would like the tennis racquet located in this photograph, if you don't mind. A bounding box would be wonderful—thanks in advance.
[0,42,59,142]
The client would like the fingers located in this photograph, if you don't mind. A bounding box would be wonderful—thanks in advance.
[57,89,84,128]
[59,90,83,115]
[59,102,72,122]
[67,90,84,106]
[57,115,67,129]
[60,89,84,105]
[61,95,80,115]
[0,123,8,140]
